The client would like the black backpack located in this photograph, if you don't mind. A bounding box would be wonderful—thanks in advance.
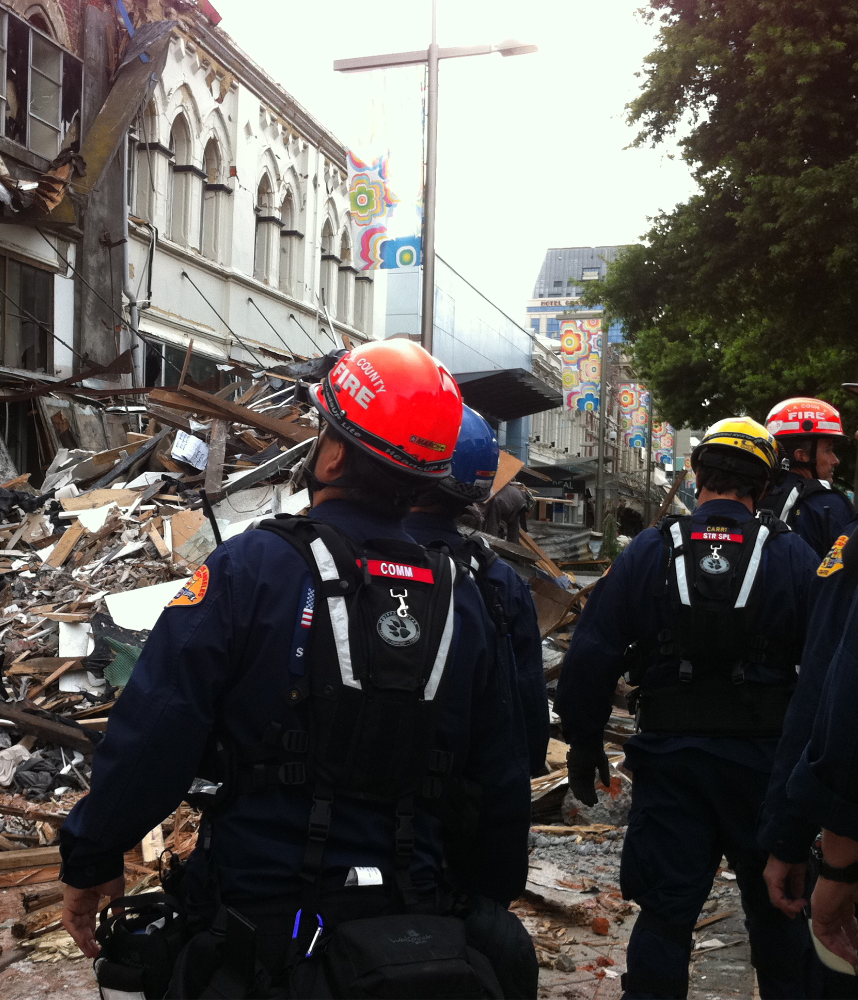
[629,512,798,736]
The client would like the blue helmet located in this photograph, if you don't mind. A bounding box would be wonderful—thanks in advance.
[440,405,499,503]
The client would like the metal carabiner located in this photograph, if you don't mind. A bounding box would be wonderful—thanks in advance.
[390,588,410,617]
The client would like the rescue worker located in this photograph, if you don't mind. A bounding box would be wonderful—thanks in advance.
[405,405,550,777]
[59,340,534,998]
[556,416,820,1000]
[764,397,853,558]
[759,504,858,997]
[785,542,858,978]
[760,382,858,992]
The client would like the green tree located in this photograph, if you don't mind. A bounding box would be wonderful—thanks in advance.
[586,0,858,433]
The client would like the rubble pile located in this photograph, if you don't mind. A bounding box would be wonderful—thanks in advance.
[0,364,322,961]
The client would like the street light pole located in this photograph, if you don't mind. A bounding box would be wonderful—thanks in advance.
[422,0,440,353]
[334,3,536,355]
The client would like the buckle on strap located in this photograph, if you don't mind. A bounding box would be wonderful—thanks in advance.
[308,795,333,841]
[282,730,308,754]
[278,762,306,785]
[679,660,693,683]
[395,807,415,858]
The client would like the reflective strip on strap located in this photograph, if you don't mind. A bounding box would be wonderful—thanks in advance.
[423,557,456,702]
[309,537,361,690]
[670,521,691,606]
[735,525,769,609]
[780,486,800,525]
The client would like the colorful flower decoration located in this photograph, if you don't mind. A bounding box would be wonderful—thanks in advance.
[562,369,579,390]
[349,174,389,225]
[576,391,600,412]
[580,354,601,383]
[618,387,639,410]
[628,430,647,448]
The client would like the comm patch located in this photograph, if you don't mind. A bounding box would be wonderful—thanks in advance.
[817,535,849,578]
[168,565,210,606]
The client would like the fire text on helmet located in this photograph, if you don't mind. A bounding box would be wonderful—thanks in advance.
[331,360,375,409]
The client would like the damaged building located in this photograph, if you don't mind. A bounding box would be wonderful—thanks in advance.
[0,0,377,481]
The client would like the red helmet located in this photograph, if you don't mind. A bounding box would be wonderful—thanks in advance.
[765,397,847,440]
[311,339,463,479]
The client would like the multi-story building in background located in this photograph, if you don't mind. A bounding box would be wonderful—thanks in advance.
[526,246,673,526]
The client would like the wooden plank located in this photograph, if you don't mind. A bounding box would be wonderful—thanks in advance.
[0,702,94,754]
[70,439,149,481]
[28,659,79,700]
[178,339,194,390]
[147,389,229,422]
[530,576,578,639]
[0,866,61,888]
[0,473,30,490]
[146,524,171,559]
[170,509,206,551]
[0,846,62,871]
[204,419,228,498]
[43,522,86,568]
[90,429,171,490]
[520,530,563,578]
[144,404,193,433]
[491,450,525,497]
[177,385,312,444]
[61,489,139,511]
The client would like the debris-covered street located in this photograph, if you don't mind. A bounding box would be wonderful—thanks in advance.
[2,0,858,997]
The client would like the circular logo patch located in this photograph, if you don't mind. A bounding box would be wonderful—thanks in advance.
[700,554,731,575]
[377,611,421,647]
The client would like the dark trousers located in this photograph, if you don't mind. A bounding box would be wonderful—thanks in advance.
[619,749,811,1000]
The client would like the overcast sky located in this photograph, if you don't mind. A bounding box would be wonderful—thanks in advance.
[213,0,696,323]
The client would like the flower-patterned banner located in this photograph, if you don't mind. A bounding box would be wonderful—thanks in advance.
[560,318,602,411]
[347,151,422,270]
[618,382,650,447]
[653,420,675,465]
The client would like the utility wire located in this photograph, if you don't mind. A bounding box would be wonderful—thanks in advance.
[181,271,268,370]
[246,297,297,360]
[0,285,89,366]
[288,312,326,355]
[37,228,132,334]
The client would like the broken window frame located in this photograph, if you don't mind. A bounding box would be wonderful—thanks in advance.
[0,9,83,162]
[0,251,54,373]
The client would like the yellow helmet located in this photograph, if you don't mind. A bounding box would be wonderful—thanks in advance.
[691,416,779,484]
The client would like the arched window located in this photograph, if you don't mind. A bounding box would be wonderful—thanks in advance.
[254,175,278,283]
[168,116,192,245]
[337,230,354,325]
[319,218,338,316]
[201,138,223,261]
[279,190,300,297]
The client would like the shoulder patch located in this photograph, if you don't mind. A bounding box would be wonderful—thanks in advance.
[817,535,849,578]
[168,565,210,606]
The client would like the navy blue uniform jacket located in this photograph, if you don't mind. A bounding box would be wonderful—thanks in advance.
[556,500,818,772]
[769,471,853,559]
[405,512,550,776]
[787,526,858,840]
[60,500,531,905]
[759,516,858,861]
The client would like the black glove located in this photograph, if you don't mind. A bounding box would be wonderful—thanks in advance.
[566,744,610,806]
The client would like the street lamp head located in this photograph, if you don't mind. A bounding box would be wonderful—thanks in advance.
[493,39,539,57]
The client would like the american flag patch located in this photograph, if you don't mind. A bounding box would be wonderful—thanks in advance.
[300,588,315,628]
